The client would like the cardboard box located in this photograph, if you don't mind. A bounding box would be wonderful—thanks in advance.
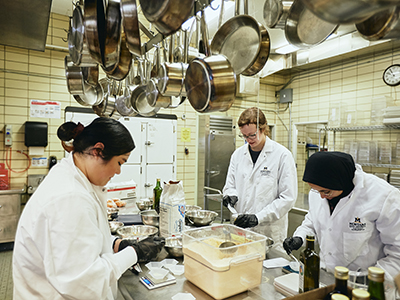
[285,285,334,300]
[285,285,353,300]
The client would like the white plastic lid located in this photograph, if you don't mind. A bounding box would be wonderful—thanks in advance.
[171,292,196,300]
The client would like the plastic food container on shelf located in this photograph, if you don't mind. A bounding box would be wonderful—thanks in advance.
[182,224,267,300]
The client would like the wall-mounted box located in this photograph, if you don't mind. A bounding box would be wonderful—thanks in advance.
[24,121,48,147]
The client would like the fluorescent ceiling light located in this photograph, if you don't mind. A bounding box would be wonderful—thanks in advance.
[275,44,299,54]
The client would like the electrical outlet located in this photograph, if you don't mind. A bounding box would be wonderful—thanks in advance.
[4,125,12,146]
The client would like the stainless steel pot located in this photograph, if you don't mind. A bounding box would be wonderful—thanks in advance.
[263,0,294,29]
[141,0,195,35]
[69,4,97,67]
[120,0,141,57]
[103,0,121,69]
[84,0,106,65]
[185,10,236,113]
[300,0,399,24]
[285,0,338,48]
[65,56,84,95]
[103,32,132,81]
[356,6,400,41]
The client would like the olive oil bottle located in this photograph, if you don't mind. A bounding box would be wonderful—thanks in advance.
[368,267,385,300]
[299,235,320,293]
[324,266,349,300]
[153,178,162,214]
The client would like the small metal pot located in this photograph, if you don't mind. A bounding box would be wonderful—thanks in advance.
[300,0,399,24]
[185,11,236,113]
[356,6,400,41]
[141,0,194,35]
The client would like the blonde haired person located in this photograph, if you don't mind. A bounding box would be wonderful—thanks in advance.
[223,107,297,253]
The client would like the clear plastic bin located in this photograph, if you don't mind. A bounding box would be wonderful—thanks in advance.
[182,224,266,299]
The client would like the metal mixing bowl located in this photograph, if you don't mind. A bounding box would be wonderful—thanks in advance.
[109,221,124,234]
[185,210,218,227]
[107,207,119,221]
[117,225,158,240]
[185,205,202,212]
[265,237,275,255]
[140,209,159,227]
[165,236,183,258]
[185,205,202,225]
[136,198,153,211]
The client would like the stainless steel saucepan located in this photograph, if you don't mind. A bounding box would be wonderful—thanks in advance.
[300,0,399,24]
[211,0,270,76]
[185,9,236,113]
[141,0,195,35]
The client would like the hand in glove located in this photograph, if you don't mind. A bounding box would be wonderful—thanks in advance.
[118,236,165,263]
[283,236,303,254]
[234,214,258,228]
[222,195,238,208]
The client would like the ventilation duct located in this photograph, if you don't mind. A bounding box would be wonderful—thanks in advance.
[0,0,52,51]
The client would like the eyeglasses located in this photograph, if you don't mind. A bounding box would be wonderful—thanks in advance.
[310,188,333,197]
[238,130,258,140]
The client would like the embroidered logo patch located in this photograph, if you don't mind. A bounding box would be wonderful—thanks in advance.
[260,166,270,176]
[349,217,366,231]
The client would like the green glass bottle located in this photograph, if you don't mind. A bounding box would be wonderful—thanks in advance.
[352,288,370,300]
[324,266,349,300]
[299,235,320,293]
[153,178,162,214]
[368,267,385,300]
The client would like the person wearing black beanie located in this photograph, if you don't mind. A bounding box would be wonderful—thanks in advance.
[283,151,400,283]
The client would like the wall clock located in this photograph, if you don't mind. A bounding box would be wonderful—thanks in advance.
[383,64,400,86]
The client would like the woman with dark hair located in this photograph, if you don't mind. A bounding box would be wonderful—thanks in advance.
[223,107,297,254]
[13,118,164,300]
[284,151,400,282]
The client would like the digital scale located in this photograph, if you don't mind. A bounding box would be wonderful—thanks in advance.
[140,273,176,290]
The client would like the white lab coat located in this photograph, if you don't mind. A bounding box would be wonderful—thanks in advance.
[13,154,137,300]
[294,164,400,280]
[223,136,298,248]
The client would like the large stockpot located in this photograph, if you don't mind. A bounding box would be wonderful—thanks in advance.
[300,0,399,24]
[285,0,338,48]
[356,6,400,41]
[211,0,270,77]
[140,0,194,36]
[185,10,236,113]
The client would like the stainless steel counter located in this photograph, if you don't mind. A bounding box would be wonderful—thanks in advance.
[118,249,335,300]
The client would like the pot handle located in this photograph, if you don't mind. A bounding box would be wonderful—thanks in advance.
[200,9,211,57]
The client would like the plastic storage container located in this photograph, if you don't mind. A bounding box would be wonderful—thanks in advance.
[182,224,267,300]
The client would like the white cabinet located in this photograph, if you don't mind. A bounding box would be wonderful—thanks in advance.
[116,116,177,198]
[65,107,178,200]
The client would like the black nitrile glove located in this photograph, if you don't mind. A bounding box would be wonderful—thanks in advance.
[283,236,303,254]
[118,236,165,263]
[222,195,238,208]
[234,214,258,228]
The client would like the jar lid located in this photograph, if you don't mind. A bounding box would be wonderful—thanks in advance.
[368,266,385,282]
[334,266,349,280]
[352,288,370,300]
[305,235,315,240]
[332,294,349,300]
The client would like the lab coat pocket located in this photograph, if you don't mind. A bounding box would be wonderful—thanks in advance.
[256,172,276,201]
[343,231,370,263]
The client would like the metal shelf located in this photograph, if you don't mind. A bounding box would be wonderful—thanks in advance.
[324,125,400,131]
